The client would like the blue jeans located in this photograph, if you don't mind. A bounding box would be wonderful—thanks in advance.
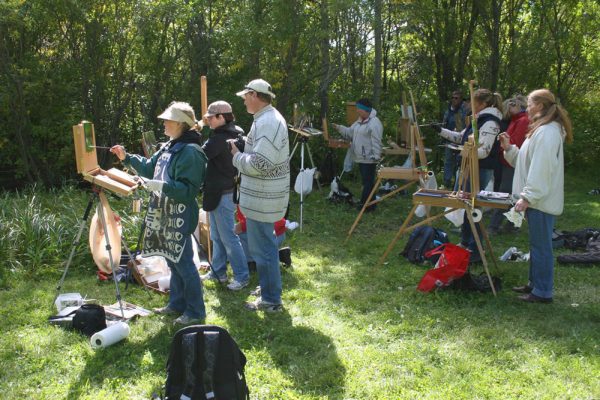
[460,168,494,255]
[239,231,285,262]
[209,193,248,283]
[359,163,377,207]
[526,208,555,298]
[443,146,457,187]
[167,236,206,319]
[246,218,282,304]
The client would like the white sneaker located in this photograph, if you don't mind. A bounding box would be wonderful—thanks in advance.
[227,279,249,291]
[250,285,261,297]
[200,271,228,283]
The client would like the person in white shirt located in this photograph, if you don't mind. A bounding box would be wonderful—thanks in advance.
[500,89,573,303]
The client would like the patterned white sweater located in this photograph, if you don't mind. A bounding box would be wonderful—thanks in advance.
[232,105,290,223]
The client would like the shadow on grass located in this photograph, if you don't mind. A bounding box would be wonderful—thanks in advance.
[208,270,347,399]
[287,187,600,360]
[64,318,174,400]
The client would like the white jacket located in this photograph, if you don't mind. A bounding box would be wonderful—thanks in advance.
[338,109,383,164]
[504,121,565,215]
[439,107,503,160]
[232,105,290,222]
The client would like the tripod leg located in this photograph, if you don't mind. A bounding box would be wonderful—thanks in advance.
[300,142,304,232]
[96,191,126,319]
[305,142,321,190]
[56,193,95,297]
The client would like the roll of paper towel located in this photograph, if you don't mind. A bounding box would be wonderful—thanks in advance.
[471,208,483,223]
[91,322,130,349]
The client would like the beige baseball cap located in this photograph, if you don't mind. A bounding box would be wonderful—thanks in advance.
[236,79,276,98]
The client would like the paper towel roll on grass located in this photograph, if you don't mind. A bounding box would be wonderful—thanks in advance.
[91,322,130,349]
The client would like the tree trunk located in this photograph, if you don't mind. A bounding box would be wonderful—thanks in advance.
[373,0,383,107]
[318,0,331,120]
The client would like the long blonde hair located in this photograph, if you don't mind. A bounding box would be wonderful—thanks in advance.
[527,89,573,144]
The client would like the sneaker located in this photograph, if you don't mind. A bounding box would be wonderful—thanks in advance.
[278,247,292,267]
[244,298,283,312]
[174,314,204,325]
[227,279,249,291]
[200,271,228,283]
[153,305,178,315]
[250,286,261,297]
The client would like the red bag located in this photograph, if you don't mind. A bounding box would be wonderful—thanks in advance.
[417,244,470,292]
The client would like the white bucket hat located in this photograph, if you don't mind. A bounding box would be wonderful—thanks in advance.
[236,79,276,98]
[157,101,197,127]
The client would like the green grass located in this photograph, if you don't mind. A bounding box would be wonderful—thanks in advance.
[0,173,599,399]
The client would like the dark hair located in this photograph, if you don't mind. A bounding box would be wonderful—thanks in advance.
[451,90,463,100]
[222,113,235,124]
[256,92,272,104]
[356,98,372,108]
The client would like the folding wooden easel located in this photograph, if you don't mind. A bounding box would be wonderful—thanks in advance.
[346,91,430,241]
[377,136,510,296]
[200,75,212,263]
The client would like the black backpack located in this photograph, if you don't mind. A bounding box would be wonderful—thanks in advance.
[401,226,448,264]
[164,325,249,400]
[71,304,107,336]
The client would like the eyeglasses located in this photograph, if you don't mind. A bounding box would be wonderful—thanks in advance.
[452,96,460,100]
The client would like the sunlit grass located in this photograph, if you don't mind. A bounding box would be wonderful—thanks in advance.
[0,172,599,399]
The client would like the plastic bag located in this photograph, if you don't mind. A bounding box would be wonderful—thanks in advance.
[417,244,470,292]
[444,207,465,227]
[294,168,316,195]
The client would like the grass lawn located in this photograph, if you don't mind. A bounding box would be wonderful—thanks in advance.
[0,171,599,399]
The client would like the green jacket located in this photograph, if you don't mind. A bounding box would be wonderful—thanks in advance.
[125,141,207,233]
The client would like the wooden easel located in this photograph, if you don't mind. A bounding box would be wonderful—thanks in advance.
[200,75,212,263]
[345,91,430,241]
[377,137,509,296]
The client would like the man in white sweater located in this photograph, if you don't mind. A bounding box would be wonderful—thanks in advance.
[230,79,290,312]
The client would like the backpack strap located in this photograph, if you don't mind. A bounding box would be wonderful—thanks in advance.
[203,331,220,399]
[181,332,197,400]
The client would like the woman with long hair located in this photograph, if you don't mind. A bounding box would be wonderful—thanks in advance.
[500,89,573,303]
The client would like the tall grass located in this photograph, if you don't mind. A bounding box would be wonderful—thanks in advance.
[0,186,92,287]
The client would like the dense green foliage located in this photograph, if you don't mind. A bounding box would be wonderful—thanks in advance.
[1,0,599,188]
[0,173,599,398]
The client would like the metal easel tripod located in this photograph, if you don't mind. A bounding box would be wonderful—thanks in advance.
[55,187,131,319]
[289,133,319,232]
